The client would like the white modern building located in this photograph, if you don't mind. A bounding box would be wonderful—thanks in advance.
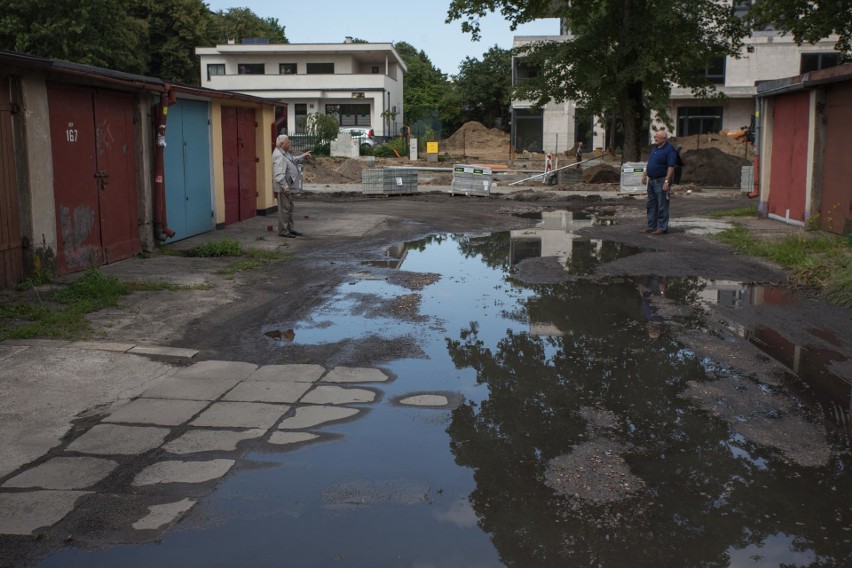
[195,39,406,139]
[511,9,841,153]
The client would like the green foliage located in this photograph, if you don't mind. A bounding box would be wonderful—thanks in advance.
[306,113,340,144]
[747,0,851,56]
[207,7,287,45]
[709,205,758,218]
[394,41,450,126]
[447,0,749,160]
[0,269,130,340]
[716,226,852,306]
[182,238,243,257]
[0,0,147,72]
[373,137,408,157]
[453,45,512,130]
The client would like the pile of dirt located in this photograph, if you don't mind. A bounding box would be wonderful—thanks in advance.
[583,164,621,184]
[441,121,511,159]
[303,157,367,184]
[682,147,751,187]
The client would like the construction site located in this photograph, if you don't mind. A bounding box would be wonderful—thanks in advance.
[304,121,755,193]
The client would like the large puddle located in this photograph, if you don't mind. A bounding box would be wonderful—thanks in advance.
[42,230,852,567]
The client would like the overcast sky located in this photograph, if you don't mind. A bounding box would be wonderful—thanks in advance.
[204,0,559,75]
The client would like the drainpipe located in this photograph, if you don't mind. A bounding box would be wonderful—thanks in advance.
[748,97,760,199]
[153,88,176,240]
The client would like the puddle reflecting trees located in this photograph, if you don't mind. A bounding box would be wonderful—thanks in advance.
[444,276,851,566]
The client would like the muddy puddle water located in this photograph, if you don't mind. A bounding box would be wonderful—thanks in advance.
[43,233,852,567]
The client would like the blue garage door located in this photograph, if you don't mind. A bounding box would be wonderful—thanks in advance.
[164,99,214,241]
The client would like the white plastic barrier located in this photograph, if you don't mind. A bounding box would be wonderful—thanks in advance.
[620,162,647,194]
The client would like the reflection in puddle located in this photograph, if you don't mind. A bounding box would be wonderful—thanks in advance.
[49,233,852,567]
[509,210,641,274]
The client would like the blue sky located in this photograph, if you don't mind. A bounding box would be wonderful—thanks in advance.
[204,1,559,75]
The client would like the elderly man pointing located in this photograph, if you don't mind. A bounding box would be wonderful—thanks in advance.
[272,135,311,238]
[641,129,677,235]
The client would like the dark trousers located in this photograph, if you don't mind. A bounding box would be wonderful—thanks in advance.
[645,178,669,232]
[276,191,294,233]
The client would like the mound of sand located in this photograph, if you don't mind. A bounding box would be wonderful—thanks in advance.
[442,121,511,159]
[682,147,751,187]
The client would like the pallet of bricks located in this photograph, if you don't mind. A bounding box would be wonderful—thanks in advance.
[362,167,418,195]
[451,164,492,196]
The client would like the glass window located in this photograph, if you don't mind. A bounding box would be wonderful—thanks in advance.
[705,56,726,84]
[207,64,225,81]
[295,104,307,134]
[800,53,840,74]
[237,63,265,75]
[677,106,723,136]
[326,103,370,126]
[279,63,297,75]
[513,59,540,85]
[306,62,334,74]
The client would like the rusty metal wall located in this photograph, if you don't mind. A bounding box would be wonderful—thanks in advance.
[0,75,24,287]
[820,82,852,235]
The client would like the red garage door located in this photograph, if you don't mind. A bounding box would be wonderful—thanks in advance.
[820,82,852,235]
[0,75,24,287]
[47,84,141,274]
[221,106,257,225]
[768,91,810,224]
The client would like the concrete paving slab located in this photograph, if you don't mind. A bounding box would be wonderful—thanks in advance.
[278,406,360,429]
[163,429,266,454]
[300,385,377,405]
[247,364,326,383]
[267,431,320,446]
[3,457,118,490]
[132,459,235,486]
[0,346,176,478]
[132,498,196,530]
[0,490,90,535]
[174,360,258,381]
[103,398,209,426]
[223,381,312,403]
[66,424,171,455]
[399,394,449,407]
[67,341,134,352]
[322,366,390,383]
[140,377,240,401]
[190,402,290,429]
[128,345,200,359]
[0,344,28,361]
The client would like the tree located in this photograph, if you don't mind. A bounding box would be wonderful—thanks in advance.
[453,45,512,129]
[130,0,215,84]
[207,7,288,45]
[446,0,749,160]
[0,0,147,72]
[394,41,450,125]
[747,0,852,56]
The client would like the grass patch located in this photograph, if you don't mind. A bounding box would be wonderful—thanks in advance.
[716,226,852,306]
[182,238,243,257]
[709,205,758,218]
[0,269,130,340]
[218,247,285,276]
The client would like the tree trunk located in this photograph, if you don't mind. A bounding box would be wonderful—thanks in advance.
[622,80,645,161]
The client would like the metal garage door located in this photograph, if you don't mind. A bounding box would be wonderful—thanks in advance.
[0,75,24,287]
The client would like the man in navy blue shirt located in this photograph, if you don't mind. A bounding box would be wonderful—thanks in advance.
[641,130,678,234]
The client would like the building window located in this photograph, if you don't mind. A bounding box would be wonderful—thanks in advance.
[279,63,297,75]
[705,56,726,84]
[326,103,370,126]
[207,63,225,81]
[306,62,334,74]
[677,106,723,136]
[295,104,307,133]
[513,108,544,153]
[800,52,840,73]
[513,59,540,86]
[371,66,380,74]
[237,63,265,75]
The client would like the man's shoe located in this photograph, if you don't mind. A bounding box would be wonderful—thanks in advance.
[289,230,303,236]
[279,232,296,238]
[651,229,667,235]
[639,228,652,233]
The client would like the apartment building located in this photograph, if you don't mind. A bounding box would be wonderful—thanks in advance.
[511,8,840,153]
[196,39,406,139]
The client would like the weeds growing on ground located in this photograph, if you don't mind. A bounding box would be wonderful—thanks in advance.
[717,226,852,306]
[709,205,758,218]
